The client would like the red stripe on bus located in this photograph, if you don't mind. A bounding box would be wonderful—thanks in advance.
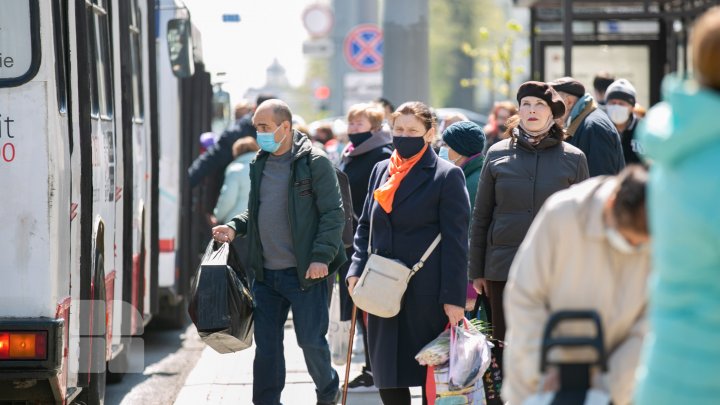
[159,239,175,252]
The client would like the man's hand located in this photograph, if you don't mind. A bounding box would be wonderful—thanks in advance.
[347,276,360,295]
[444,304,465,326]
[212,225,236,243]
[472,278,487,295]
[305,262,329,280]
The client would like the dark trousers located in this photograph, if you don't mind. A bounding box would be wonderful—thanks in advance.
[485,280,507,342]
[252,268,339,405]
[379,385,428,405]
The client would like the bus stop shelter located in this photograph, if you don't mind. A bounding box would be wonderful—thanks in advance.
[515,0,720,106]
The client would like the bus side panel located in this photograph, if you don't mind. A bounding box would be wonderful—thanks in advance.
[156,7,181,292]
[0,81,55,318]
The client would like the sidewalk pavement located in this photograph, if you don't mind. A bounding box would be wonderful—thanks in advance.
[174,315,423,404]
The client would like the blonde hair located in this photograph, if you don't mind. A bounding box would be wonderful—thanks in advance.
[232,137,259,158]
[347,103,385,131]
[692,6,720,90]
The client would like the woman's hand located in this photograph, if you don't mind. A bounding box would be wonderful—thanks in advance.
[472,278,487,295]
[444,304,465,325]
[212,225,236,243]
[347,276,360,295]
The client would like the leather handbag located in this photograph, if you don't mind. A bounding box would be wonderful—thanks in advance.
[351,216,441,318]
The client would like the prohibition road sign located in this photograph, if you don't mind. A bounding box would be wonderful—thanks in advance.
[344,24,383,72]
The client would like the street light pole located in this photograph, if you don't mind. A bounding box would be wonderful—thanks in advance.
[382,0,430,105]
[563,0,573,76]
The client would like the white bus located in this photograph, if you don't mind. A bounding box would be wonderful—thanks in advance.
[0,0,211,403]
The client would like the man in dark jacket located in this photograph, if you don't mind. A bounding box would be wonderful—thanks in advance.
[187,94,275,187]
[550,77,625,177]
[605,78,645,165]
[212,99,346,405]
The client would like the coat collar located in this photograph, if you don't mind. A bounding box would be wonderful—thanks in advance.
[462,154,484,176]
[581,176,618,240]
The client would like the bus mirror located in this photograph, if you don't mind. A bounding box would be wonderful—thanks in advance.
[166,18,194,78]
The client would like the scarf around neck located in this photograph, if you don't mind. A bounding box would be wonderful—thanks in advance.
[518,117,555,145]
[373,144,428,213]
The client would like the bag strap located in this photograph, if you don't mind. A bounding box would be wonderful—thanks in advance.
[367,207,442,274]
[411,234,442,273]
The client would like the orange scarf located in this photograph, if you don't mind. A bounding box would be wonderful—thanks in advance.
[373,144,428,213]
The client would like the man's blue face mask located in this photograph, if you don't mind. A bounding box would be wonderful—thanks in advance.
[257,125,286,153]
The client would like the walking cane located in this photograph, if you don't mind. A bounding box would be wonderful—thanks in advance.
[342,304,358,405]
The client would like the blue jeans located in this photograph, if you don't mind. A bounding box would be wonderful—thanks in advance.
[252,268,339,405]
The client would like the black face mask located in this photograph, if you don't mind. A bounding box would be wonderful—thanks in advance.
[393,136,426,158]
[349,131,373,146]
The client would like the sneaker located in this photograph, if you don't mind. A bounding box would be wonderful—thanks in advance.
[346,367,376,392]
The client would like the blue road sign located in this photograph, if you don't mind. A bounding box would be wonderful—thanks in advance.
[222,14,241,23]
[344,24,383,72]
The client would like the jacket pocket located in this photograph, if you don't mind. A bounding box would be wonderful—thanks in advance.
[295,177,313,197]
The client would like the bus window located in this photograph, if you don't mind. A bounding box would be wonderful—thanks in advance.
[130,0,144,121]
[94,2,113,119]
[53,0,69,114]
[85,2,100,117]
[0,0,40,87]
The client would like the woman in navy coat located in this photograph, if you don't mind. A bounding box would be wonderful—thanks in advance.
[347,101,470,404]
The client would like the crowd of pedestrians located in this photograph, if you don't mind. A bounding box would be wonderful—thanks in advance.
[197,6,720,404]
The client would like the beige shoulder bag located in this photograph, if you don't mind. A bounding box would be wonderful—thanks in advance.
[351,216,441,318]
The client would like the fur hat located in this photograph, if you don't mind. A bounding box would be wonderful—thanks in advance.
[549,77,586,98]
[516,81,566,119]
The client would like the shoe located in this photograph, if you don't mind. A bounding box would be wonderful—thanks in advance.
[317,390,340,405]
[345,367,376,392]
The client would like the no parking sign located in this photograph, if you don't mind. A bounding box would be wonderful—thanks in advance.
[343,24,383,72]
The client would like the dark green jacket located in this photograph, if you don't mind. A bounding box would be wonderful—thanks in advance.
[227,131,347,289]
[462,154,484,216]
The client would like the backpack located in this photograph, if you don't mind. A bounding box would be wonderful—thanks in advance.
[305,155,355,249]
[334,168,355,248]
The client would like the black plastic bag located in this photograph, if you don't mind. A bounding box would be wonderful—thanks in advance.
[188,241,254,353]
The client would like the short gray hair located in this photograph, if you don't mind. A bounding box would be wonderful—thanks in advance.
[259,99,293,128]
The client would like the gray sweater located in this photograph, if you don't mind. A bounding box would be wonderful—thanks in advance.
[258,151,297,270]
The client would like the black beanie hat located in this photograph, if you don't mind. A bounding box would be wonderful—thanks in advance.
[549,77,586,98]
[442,121,486,157]
[516,81,566,119]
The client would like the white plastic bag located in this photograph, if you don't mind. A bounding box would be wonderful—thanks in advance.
[415,329,451,367]
[448,320,493,391]
[328,283,351,366]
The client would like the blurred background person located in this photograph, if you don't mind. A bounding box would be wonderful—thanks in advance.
[605,79,644,165]
[503,165,651,405]
[188,94,275,188]
[551,77,625,176]
[634,6,720,405]
[374,97,395,124]
[337,102,393,392]
[212,137,260,269]
[483,101,518,151]
[469,82,589,386]
[212,137,260,225]
[593,71,616,112]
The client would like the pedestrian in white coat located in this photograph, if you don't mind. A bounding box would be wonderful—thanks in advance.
[503,165,651,405]
[212,137,259,224]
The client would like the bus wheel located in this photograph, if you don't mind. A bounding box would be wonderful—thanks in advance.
[77,252,107,405]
